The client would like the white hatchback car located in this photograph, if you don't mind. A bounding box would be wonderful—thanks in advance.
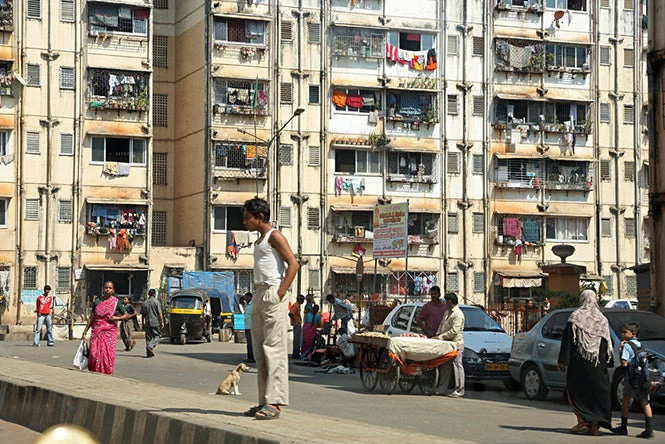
[382,303,515,389]
[602,299,638,310]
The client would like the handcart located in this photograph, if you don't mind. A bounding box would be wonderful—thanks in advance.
[350,333,458,396]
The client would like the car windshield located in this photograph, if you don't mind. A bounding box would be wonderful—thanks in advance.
[461,307,506,333]
[170,296,202,310]
[605,311,665,341]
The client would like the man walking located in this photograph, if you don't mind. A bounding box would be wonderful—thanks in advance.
[242,197,298,420]
[244,292,255,363]
[326,293,355,333]
[414,286,447,337]
[120,296,138,351]
[33,285,55,347]
[141,289,164,357]
[289,294,305,359]
[436,292,465,398]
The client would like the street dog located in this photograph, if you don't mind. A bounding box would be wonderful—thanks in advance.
[216,363,250,395]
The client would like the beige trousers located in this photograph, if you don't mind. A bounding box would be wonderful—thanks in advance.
[251,283,289,406]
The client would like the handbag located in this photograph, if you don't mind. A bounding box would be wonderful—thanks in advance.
[73,340,89,370]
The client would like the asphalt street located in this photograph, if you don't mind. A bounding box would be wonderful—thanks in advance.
[0,419,42,443]
[1,338,663,443]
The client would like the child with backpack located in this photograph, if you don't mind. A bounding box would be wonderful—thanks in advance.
[611,322,654,439]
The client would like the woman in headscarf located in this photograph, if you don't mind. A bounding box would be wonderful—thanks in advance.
[557,289,614,436]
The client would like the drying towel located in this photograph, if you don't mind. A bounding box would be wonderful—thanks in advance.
[346,95,363,109]
[385,42,398,62]
[335,176,344,196]
[522,219,541,243]
[332,90,347,108]
[503,217,521,238]
[426,48,437,71]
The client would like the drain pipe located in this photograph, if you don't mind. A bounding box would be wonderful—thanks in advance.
[632,2,641,266]
[482,0,489,306]
[440,0,448,291]
[610,0,623,295]
[592,1,602,283]
[319,0,327,299]
[203,1,212,270]
[15,0,26,324]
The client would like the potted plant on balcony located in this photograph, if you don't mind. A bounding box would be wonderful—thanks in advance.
[333,39,347,57]
[135,92,149,111]
[423,106,438,128]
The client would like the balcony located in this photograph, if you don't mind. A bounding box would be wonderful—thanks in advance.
[387,91,437,126]
[495,39,545,74]
[332,211,374,243]
[0,62,13,96]
[88,3,148,37]
[86,204,147,253]
[0,1,13,32]
[333,31,384,60]
[387,152,437,184]
[495,0,544,14]
[213,79,269,116]
[213,142,267,181]
[87,69,149,112]
[494,158,592,191]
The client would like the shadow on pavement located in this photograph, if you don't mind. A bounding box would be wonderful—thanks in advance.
[499,425,573,435]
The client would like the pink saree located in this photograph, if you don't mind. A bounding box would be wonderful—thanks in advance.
[88,296,118,375]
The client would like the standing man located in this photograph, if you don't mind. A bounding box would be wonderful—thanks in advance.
[120,296,138,351]
[33,285,55,347]
[289,294,305,359]
[414,286,447,338]
[436,292,465,398]
[242,197,298,420]
[325,294,354,333]
[244,291,255,363]
[141,289,164,358]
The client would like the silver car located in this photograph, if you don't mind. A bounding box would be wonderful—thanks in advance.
[509,308,665,408]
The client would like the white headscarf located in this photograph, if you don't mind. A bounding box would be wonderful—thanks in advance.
[568,289,613,365]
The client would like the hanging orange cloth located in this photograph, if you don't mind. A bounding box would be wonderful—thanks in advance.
[332,90,347,108]
[117,229,130,252]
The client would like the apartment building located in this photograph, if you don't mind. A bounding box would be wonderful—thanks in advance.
[0,0,648,324]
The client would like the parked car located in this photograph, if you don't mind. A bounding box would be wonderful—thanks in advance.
[509,308,665,408]
[602,299,638,310]
[382,303,514,388]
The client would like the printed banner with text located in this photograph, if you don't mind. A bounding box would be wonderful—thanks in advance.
[372,203,408,258]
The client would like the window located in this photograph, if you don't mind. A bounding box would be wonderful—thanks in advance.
[472,213,484,233]
[472,154,484,175]
[496,215,542,242]
[308,22,321,44]
[473,96,484,116]
[307,207,320,230]
[447,272,459,292]
[88,4,149,35]
[308,269,320,291]
[279,144,293,165]
[407,213,438,236]
[625,217,636,237]
[60,0,74,22]
[332,211,373,236]
[153,35,168,68]
[57,267,71,290]
[27,0,41,19]
[387,152,434,176]
[542,313,570,340]
[447,94,458,115]
[448,212,459,233]
[59,67,75,90]
[308,84,320,105]
[91,137,146,165]
[543,102,589,125]
[472,36,483,56]
[308,145,320,166]
[626,275,636,297]
[601,218,611,237]
[496,158,545,186]
[153,152,167,185]
[213,18,265,46]
[386,31,435,52]
[27,64,40,87]
[546,217,589,242]
[153,93,168,127]
[603,275,614,295]
[213,206,245,231]
[280,82,293,104]
[26,132,40,154]
[25,199,40,220]
[88,69,150,109]
[279,206,292,227]
[473,272,484,293]
[623,105,634,124]
[154,0,168,9]
[281,21,293,42]
[624,48,634,67]
[335,149,381,174]
[87,204,147,233]
[0,131,9,157]
[58,200,72,222]
[60,133,73,156]
[214,142,266,169]
[600,160,611,180]
[544,0,587,11]
[624,0,634,10]
[599,103,611,122]
[447,35,458,55]
[391,306,414,330]
[600,0,610,7]
[152,211,167,246]
[336,88,380,113]
[448,152,460,174]
[624,161,635,182]
[214,79,269,115]
[0,199,6,227]
[545,44,588,69]
[23,267,37,289]
[333,28,385,59]
[599,46,611,65]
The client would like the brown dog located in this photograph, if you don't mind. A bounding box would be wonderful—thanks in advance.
[216,363,250,395]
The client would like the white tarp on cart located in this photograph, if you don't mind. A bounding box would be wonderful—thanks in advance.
[388,336,457,362]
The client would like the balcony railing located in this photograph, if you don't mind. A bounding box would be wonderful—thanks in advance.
[333,34,384,59]
[87,69,150,111]
[0,1,13,32]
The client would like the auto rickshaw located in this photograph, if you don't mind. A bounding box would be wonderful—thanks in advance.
[168,289,212,344]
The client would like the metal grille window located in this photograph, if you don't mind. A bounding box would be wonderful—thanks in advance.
[495,38,545,70]
[214,79,269,115]
[473,96,484,115]
[281,21,293,42]
[0,199,6,227]
[472,154,484,175]
[308,145,320,166]
[623,105,634,124]
[279,144,293,165]
[544,43,589,69]
[601,218,612,237]
[60,0,74,22]
[624,161,635,182]
[472,213,484,233]
[27,0,41,19]
[623,48,634,67]
[57,267,71,290]
[153,35,168,68]
[154,0,168,9]
[309,84,320,104]
[447,35,458,55]
[473,272,484,293]
[23,267,37,289]
[58,200,72,222]
[153,93,168,127]
[26,132,40,154]
[88,4,149,35]
[307,207,320,230]
[599,46,611,65]
[60,133,73,156]
[626,275,636,297]
[601,0,610,7]
[279,206,292,227]
[387,152,434,176]
[214,142,266,170]
[447,152,460,174]
[59,66,75,90]
[472,36,483,56]
[407,213,438,236]
[496,158,545,186]
[27,64,40,86]
[213,18,265,45]
[25,199,39,220]
[151,210,167,245]
[600,160,611,180]
[91,137,146,165]
[88,69,150,106]
[308,269,320,291]
[603,275,614,295]
[496,214,543,242]
[213,206,245,231]
[546,217,589,241]
[625,217,636,237]
[280,82,293,104]
[599,103,611,122]
[624,0,634,10]
[447,94,458,115]
[333,28,385,59]
[335,149,381,174]
[447,212,459,234]
[446,272,459,292]
[308,22,321,44]
[153,152,167,185]
[0,131,7,157]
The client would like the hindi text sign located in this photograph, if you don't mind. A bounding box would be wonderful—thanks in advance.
[372,203,408,259]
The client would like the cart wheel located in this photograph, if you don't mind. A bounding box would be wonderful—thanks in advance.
[398,375,416,394]
[179,333,187,345]
[418,367,439,396]
[378,350,400,394]
[359,347,379,392]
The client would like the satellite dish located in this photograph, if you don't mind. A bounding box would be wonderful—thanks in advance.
[553,10,565,20]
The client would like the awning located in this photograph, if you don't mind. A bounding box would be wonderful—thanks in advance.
[547,155,596,162]
[495,270,547,288]
[84,264,151,271]
[544,95,593,103]
[330,143,375,151]
[389,145,440,153]
[212,12,272,21]
[330,205,374,212]
[330,264,392,275]
[164,264,187,269]
[493,152,546,159]
[495,93,547,102]
[85,197,150,206]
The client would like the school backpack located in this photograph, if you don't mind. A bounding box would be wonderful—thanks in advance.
[626,341,665,394]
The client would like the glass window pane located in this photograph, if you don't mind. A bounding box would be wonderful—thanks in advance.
[421,34,434,51]
[132,139,146,164]
[91,138,104,162]
[213,207,226,231]
[356,151,368,173]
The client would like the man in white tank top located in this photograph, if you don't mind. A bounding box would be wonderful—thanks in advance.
[242,197,299,420]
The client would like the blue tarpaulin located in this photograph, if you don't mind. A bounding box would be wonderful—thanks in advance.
[182,271,235,313]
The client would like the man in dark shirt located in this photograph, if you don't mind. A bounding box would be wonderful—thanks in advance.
[415,286,447,337]
[120,296,138,351]
[141,289,164,358]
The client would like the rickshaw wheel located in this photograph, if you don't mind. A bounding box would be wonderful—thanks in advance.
[359,347,379,392]
[398,376,416,393]
[178,333,186,345]
[418,367,439,396]
[378,350,400,394]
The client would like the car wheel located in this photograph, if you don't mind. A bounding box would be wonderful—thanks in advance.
[611,367,625,410]
[521,364,548,400]
[503,378,520,391]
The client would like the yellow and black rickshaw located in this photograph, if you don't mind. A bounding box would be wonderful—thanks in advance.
[168,289,213,344]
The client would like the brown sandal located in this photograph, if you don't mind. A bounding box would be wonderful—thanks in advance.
[255,405,280,420]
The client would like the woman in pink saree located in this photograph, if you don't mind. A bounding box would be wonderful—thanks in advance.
[301,304,321,360]
[81,281,129,375]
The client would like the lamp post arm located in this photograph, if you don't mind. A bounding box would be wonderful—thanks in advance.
[267,113,299,148]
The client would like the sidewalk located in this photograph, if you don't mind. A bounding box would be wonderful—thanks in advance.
[0,356,470,444]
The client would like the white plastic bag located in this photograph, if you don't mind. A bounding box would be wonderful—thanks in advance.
[73,340,89,370]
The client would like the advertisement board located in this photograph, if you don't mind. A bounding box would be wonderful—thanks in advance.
[372,202,408,258]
